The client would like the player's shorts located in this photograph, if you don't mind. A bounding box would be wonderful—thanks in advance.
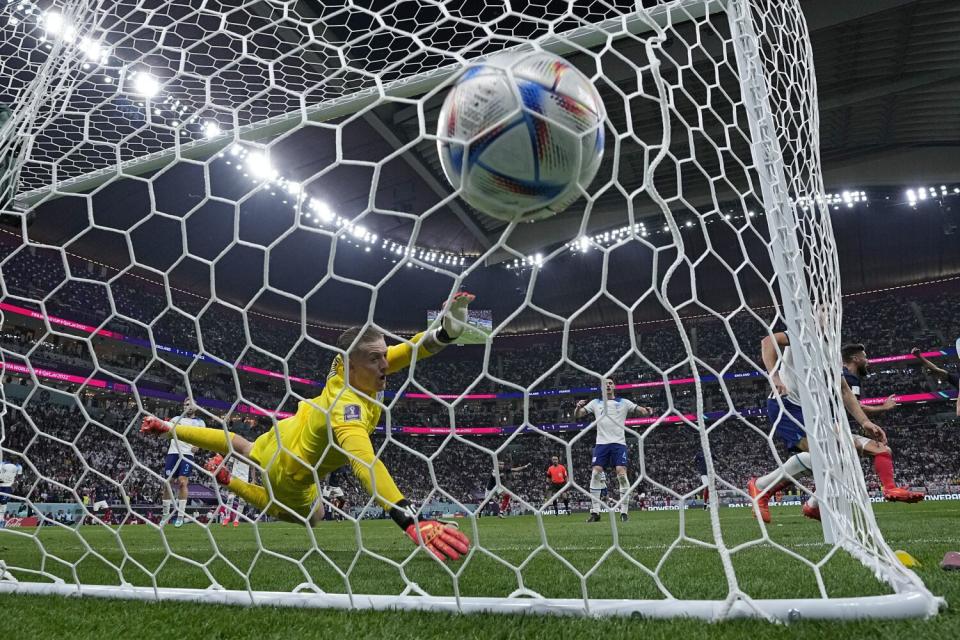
[766,398,807,452]
[547,482,567,497]
[0,486,11,505]
[248,430,321,517]
[163,454,195,479]
[592,443,629,468]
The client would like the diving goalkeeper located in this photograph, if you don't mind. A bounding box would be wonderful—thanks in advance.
[141,292,475,562]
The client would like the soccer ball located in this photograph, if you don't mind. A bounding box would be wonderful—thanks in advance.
[436,52,605,222]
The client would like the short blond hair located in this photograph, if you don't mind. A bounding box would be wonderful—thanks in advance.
[337,326,384,358]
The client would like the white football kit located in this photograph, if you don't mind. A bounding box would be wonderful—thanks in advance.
[167,416,206,456]
[585,397,637,445]
[231,459,250,483]
[0,462,21,487]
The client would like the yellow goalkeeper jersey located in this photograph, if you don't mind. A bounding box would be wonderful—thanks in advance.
[248,332,437,514]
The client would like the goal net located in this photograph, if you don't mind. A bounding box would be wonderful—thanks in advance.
[0,0,943,622]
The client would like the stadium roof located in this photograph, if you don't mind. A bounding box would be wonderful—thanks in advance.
[6,0,960,332]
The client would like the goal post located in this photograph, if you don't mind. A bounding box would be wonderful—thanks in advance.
[0,0,945,622]
[727,0,852,546]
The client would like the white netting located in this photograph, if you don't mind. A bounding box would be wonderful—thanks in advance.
[0,0,943,621]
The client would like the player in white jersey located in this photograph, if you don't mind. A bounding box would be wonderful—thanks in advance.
[749,331,921,525]
[220,459,250,527]
[574,378,654,522]
[0,461,23,527]
[162,399,203,527]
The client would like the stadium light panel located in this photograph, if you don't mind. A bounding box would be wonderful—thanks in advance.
[132,72,160,98]
[309,199,335,223]
[42,11,65,35]
[245,152,276,180]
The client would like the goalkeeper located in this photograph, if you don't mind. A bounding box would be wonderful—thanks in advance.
[141,292,474,562]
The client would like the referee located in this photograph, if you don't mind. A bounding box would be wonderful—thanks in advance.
[545,456,570,515]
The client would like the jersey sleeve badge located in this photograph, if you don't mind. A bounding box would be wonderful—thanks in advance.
[343,404,362,421]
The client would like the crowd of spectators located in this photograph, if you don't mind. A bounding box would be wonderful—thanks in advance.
[2,390,957,519]
[2,241,959,519]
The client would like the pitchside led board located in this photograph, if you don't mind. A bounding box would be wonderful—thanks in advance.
[426,309,493,345]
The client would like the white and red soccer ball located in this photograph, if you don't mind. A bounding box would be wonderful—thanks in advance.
[437,52,606,222]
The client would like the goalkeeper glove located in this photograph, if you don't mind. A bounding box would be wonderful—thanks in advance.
[405,519,471,562]
[436,291,475,344]
[140,416,172,435]
[205,454,231,486]
[390,499,471,561]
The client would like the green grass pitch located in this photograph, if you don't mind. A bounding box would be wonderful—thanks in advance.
[1,502,958,639]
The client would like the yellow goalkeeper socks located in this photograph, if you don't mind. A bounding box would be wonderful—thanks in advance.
[172,425,235,455]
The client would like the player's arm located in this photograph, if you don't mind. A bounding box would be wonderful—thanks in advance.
[859,395,897,416]
[334,420,470,562]
[911,347,951,381]
[334,422,406,510]
[512,463,532,472]
[385,292,476,374]
[761,331,789,394]
[840,378,887,444]
[627,402,655,418]
[574,398,591,419]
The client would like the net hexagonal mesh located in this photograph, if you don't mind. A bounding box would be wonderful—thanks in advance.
[0,0,942,621]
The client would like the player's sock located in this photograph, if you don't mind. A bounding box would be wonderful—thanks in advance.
[757,451,812,491]
[617,474,630,514]
[176,499,187,520]
[872,450,897,492]
[172,425,235,455]
[589,469,605,513]
[0,504,6,520]
[499,493,511,515]
[161,499,172,522]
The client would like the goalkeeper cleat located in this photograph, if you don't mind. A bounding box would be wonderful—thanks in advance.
[205,455,231,486]
[883,486,925,503]
[233,520,239,527]
[173,518,184,528]
[140,416,171,435]
[802,502,821,521]
[405,520,470,562]
[748,478,771,523]
[620,513,629,522]
[586,512,601,523]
